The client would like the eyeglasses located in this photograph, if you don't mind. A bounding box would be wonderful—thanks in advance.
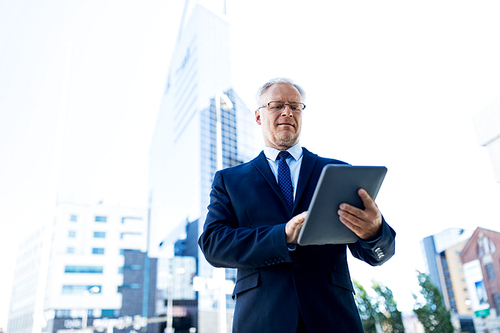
[258,101,306,113]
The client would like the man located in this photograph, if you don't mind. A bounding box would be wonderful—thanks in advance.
[198,78,396,332]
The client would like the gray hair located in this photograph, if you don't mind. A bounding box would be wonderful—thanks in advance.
[255,78,306,106]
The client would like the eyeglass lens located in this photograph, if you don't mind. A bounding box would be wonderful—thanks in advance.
[268,101,304,112]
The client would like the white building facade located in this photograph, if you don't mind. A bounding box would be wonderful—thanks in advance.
[7,203,147,333]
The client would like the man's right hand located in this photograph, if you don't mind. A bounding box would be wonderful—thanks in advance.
[285,211,308,244]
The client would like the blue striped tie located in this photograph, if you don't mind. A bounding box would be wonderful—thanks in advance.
[277,151,293,211]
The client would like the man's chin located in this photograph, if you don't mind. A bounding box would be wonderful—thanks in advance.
[275,134,299,148]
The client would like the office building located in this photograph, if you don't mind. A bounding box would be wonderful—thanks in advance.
[7,203,149,333]
[7,226,46,333]
[148,3,259,332]
[420,228,476,331]
[461,227,500,333]
[156,255,197,333]
[119,250,158,333]
[148,3,259,254]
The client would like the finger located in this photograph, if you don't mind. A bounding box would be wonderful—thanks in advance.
[339,203,366,221]
[338,209,364,229]
[339,215,355,229]
[286,212,308,243]
[292,212,307,225]
[339,213,376,240]
[295,211,307,221]
[293,212,307,233]
[358,189,378,211]
[339,214,365,238]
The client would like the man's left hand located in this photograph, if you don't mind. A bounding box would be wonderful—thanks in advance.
[338,189,382,241]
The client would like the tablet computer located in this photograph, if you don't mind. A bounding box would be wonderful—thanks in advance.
[297,165,387,246]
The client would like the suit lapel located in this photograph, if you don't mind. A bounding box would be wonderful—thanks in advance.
[250,151,284,202]
[251,148,319,214]
[293,148,318,211]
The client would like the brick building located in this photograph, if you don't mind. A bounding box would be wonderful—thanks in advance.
[460,227,500,332]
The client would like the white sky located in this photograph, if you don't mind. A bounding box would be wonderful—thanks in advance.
[2,0,500,328]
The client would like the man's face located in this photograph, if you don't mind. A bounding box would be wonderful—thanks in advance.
[255,83,303,150]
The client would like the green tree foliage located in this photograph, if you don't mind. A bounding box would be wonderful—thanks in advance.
[372,282,405,333]
[354,280,378,333]
[413,271,454,333]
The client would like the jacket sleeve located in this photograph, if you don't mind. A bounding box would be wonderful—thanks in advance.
[348,217,396,266]
[198,171,294,269]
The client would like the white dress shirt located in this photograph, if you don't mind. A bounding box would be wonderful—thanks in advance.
[263,143,303,200]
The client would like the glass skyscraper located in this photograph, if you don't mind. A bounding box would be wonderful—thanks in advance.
[148,3,259,332]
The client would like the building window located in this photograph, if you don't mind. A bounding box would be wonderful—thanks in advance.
[478,243,484,257]
[68,231,76,238]
[55,310,71,318]
[121,216,142,223]
[494,294,500,314]
[120,232,141,239]
[93,232,106,238]
[485,264,496,280]
[101,309,120,317]
[65,266,103,274]
[95,216,107,222]
[119,249,140,255]
[118,265,142,274]
[124,283,141,288]
[117,284,141,292]
[70,215,77,222]
[449,298,456,311]
[62,285,102,294]
[67,247,75,254]
[92,248,105,255]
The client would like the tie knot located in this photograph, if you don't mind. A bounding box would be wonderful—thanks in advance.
[277,151,291,160]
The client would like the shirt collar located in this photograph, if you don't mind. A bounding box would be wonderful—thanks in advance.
[264,143,303,161]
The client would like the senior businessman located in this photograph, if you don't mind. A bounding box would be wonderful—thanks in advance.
[198,78,396,332]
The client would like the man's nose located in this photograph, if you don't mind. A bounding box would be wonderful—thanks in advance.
[281,105,293,117]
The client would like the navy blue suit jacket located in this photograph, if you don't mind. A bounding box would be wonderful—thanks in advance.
[198,148,396,333]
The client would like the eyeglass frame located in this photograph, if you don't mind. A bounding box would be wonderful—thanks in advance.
[258,101,306,113]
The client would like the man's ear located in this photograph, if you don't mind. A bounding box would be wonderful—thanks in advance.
[255,110,261,125]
